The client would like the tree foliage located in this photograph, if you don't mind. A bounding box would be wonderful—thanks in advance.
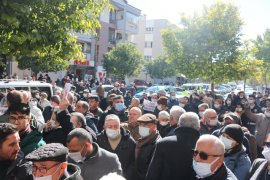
[145,55,176,80]
[162,1,244,83]
[103,43,144,79]
[0,0,109,72]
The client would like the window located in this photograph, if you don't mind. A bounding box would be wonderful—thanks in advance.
[145,41,153,48]
[108,28,116,44]
[85,43,91,53]
[110,10,116,24]
[144,56,152,60]
[145,27,154,33]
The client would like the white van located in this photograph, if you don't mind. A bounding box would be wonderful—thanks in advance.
[181,83,211,91]
[0,80,53,99]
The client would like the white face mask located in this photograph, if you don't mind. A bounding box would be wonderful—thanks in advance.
[106,128,120,139]
[179,103,185,108]
[157,105,162,111]
[160,121,168,126]
[113,87,117,91]
[199,112,204,118]
[139,126,150,137]
[262,146,270,161]
[171,96,176,100]
[235,108,242,112]
[69,146,86,162]
[208,119,218,126]
[50,120,56,129]
[214,104,220,109]
[265,111,270,118]
[192,157,219,178]
[220,135,234,150]
[83,93,88,98]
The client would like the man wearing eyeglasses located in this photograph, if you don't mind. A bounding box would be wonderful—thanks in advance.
[190,134,237,180]
[8,103,45,155]
[26,143,83,180]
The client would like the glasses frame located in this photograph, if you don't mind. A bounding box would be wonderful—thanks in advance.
[32,163,60,174]
[192,149,222,160]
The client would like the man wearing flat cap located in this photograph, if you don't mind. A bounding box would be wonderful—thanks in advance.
[26,143,83,180]
[131,113,161,180]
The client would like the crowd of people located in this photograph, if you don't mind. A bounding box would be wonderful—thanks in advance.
[1,79,270,180]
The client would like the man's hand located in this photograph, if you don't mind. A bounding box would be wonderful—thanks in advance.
[59,97,69,111]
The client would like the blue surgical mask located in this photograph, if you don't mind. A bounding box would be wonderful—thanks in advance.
[115,103,126,111]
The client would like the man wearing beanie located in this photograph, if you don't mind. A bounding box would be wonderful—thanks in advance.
[219,124,251,180]
[26,143,83,180]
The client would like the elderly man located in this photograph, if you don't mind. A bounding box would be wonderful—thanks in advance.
[67,128,122,180]
[0,123,32,179]
[190,135,237,179]
[129,97,140,110]
[157,111,170,137]
[167,106,186,136]
[200,109,222,135]
[97,114,136,179]
[107,82,123,96]
[198,103,209,119]
[133,113,161,180]
[122,107,142,141]
[146,112,200,180]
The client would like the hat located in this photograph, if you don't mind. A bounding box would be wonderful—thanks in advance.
[137,113,157,123]
[157,96,168,106]
[223,112,241,125]
[158,90,166,96]
[26,143,68,162]
[248,94,256,99]
[83,89,90,93]
[222,124,244,144]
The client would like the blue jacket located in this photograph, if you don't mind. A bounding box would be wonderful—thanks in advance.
[224,146,251,180]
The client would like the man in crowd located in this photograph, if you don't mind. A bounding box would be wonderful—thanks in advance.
[108,82,123,96]
[75,100,98,134]
[66,128,122,180]
[97,114,136,179]
[167,106,186,136]
[198,103,209,119]
[133,113,161,180]
[146,112,200,180]
[179,96,193,112]
[200,109,222,135]
[26,143,83,180]
[98,95,128,132]
[0,123,32,179]
[8,103,45,155]
[190,134,237,179]
[122,107,142,141]
[168,91,179,109]
[88,95,104,119]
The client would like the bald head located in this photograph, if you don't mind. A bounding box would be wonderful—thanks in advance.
[196,134,225,155]
[203,109,218,125]
[129,107,142,122]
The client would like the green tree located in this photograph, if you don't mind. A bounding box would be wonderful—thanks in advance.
[145,55,176,81]
[162,1,244,88]
[0,0,109,73]
[253,29,270,88]
[103,43,144,79]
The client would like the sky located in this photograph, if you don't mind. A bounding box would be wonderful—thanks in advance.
[128,0,270,39]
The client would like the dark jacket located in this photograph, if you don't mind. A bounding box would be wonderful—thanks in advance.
[132,132,161,180]
[190,163,237,180]
[157,123,170,138]
[60,163,83,180]
[97,108,128,132]
[199,122,222,135]
[247,158,268,180]
[42,127,67,145]
[97,127,136,178]
[57,110,97,142]
[166,124,177,136]
[85,111,98,134]
[68,143,122,180]
[20,128,46,156]
[146,127,200,180]
[0,151,32,180]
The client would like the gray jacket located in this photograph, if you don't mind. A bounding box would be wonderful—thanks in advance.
[68,143,122,180]
[244,109,270,147]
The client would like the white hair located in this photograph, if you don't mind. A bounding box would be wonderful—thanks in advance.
[170,106,186,122]
[158,110,170,119]
[105,114,120,125]
[130,107,142,115]
[100,173,126,180]
[178,112,200,130]
[198,134,225,155]
[203,109,217,119]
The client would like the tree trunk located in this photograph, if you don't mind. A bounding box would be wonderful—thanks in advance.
[244,78,246,92]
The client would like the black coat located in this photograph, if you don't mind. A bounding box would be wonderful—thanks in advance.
[247,158,268,180]
[97,127,136,179]
[43,127,67,145]
[146,127,200,180]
